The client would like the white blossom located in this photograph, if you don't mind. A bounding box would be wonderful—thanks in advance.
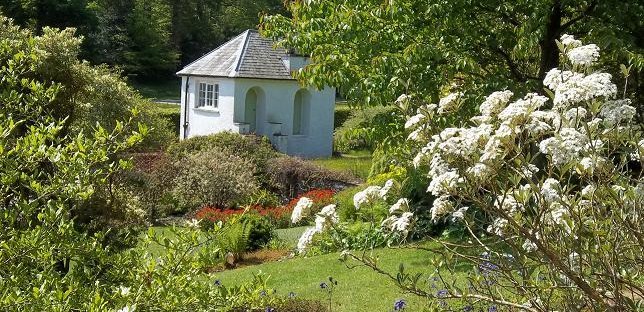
[117,306,136,312]
[567,44,600,66]
[600,99,636,127]
[186,219,200,228]
[297,227,320,253]
[480,90,513,117]
[353,186,381,209]
[315,204,339,230]
[395,94,410,105]
[407,128,421,141]
[389,198,410,214]
[438,92,463,114]
[379,179,395,199]
[541,178,561,203]
[539,128,589,166]
[466,163,492,180]
[427,170,462,196]
[451,206,469,221]
[560,34,582,48]
[291,197,313,223]
[391,212,414,234]
[581,184,596,198]
[550,72,617,109]
[430,195,453,221]
[119,286,131,297]
[487,218,509,237]
[522,239,538,252]
[405,114,425,129]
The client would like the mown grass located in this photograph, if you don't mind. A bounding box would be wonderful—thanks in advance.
[130,78,181,100]
[213,242,444,312]
[312,151,372,181]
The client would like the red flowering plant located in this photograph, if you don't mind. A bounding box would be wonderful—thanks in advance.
[194,205,294,229]
[285,189,335,225]
[195,189,336,229]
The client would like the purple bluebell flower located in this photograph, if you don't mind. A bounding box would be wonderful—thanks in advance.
[488,305,498,312]
[320,282,328,289]
[260,290,267,297]
[393,299,406,311]
[265,307,275,312]
[288,292,296,298]
[214,280,221,286]
[436,289,448,298]
[463,305,473,311]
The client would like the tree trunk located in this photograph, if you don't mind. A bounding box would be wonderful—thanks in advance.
[538,0,562,80]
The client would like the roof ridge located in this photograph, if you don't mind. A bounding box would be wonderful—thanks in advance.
[233,29,253,75]
[176,31,247,75]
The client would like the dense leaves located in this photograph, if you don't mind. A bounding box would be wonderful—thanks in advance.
[0,0,286,79]
[262,0,643,110]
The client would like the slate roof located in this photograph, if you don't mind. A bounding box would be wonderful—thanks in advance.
[177,30,293,80]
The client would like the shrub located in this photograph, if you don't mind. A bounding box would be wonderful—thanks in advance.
[345,36,644,310]
[172,149,259,211]
[246,189,282,208]
[240,213,276,251]
[196,208,276,252]
[267,156,350,198]
[334,104,352,129]
[166,132,278,176]
[334,105,404,152]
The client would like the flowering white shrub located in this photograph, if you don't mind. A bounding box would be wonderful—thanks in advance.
[294,179,412,253]
[294,204,339,253]
[344,35,644,311]
[290,196,313,223]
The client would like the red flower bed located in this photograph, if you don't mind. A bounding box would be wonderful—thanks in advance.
[285,189,335,210]
[195,189,336,228]
[195,205,294,226]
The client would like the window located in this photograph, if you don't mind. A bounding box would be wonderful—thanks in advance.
[197,82,219,108]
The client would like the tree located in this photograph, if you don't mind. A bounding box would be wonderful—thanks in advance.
[261,0,643,108]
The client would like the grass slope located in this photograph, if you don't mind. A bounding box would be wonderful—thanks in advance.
[312,150,372,181]
[216,229,437,312]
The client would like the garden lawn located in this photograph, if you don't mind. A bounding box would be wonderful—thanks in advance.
[214,242,441,312]
[130,78,181,100]
[312,151,372,181]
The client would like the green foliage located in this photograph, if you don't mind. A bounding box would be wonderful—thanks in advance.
[167,132,279,175]
[334,102,352,129]
[2,0,287,79]
[172,149,259,210]
[334,105,404,152]
[125,0,178,78]
[265,155,350,198]
[247,189,282,208]
[262,0,644,108]
[241,213,276,251]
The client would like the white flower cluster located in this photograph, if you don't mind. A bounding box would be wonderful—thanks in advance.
[296,204,340,253]
[381,197,414,235]
[544,70,617,109]
[480,90,514,117]
[353,179,394,209]
[403,34,643,236]
[567,44,600,66]
[438,92,463,114]
[381,212,414,235]
[560,34,582,48]
[291,197,314,223]
[405,113,425,129]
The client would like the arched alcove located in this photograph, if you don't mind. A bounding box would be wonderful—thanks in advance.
[293,89,311,135]
[244,87,265,133]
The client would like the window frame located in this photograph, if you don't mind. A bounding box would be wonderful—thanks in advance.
[196,82,219,108]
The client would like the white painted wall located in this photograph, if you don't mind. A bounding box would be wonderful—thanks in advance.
[180,76,335,158]
[180,76,241,139]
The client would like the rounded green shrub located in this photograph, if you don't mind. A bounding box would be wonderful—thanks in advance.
[172,149,259,210]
